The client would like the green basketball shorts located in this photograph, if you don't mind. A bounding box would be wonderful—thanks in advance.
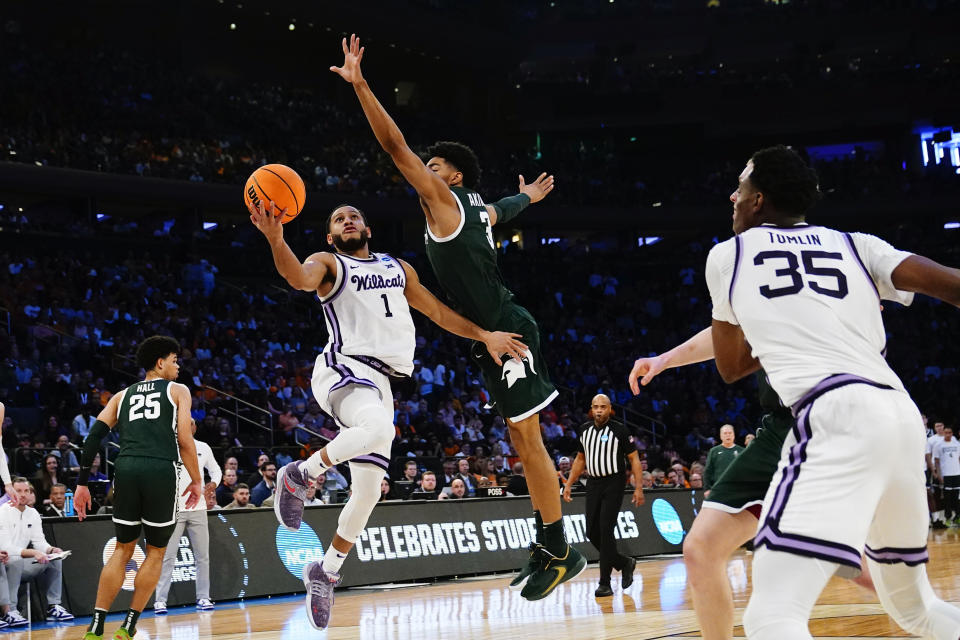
[112,455,180,547]
[703,411,794,517]
[471,303,558,423]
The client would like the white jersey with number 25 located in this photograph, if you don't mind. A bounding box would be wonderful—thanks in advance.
[706,223,914,407]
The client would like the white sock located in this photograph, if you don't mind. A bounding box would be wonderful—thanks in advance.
[323,546,348,574]
[300,451,329,482]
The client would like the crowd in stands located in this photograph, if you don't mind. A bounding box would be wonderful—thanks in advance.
[0,206,957,511]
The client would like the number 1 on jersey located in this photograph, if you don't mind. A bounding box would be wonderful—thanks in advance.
[380,293,393,318]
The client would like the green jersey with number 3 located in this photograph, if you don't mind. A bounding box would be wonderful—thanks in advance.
[424,186,515,329]
[115,378,180,461]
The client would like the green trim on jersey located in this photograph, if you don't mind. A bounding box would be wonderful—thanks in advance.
[424,186,515,329]
[115,379,180,462]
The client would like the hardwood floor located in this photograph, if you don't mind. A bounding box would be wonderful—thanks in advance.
[22,528,960,639]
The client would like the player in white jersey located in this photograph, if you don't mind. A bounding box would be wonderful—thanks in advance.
[705,145,960,639]
[927,421,948,528]
[249,201,525,630]
[933,426,960,525]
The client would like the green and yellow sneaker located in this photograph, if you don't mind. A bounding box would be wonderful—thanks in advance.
[520,544,587,601]
[508,543,542,590]
[83,634,102,640]
[111,629,134,640]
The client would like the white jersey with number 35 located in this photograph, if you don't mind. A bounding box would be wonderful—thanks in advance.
[319,252,416,376]
[706,223,914,407]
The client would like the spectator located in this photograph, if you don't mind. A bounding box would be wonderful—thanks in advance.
[217,469,239,507]
[88,453,109,483]
[703,425,745,497]
[52,435,80,473]
[250,461,277,507]
[0,478,74,623]
[205,492,221,511]
[33,454,62,506]
[223,484,252,509]
[441,477,467,500]
[379,477,395,502]
[690,473,704,489]
[440,459,457,488]
[303,484,324,507]
[454,458,477,497]
[408,471,440,500]
[41,483,68,517]
[71,405,96,441]
[506,462,528,496]
[244,454,270,488]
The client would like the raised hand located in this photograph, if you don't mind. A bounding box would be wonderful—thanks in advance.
[518,172,555,204]
[249,200,287,244]
[330,33,365,84]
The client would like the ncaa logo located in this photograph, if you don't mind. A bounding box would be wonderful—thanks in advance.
[275,522,325,579]
[651,498,685,545]
[102,538,146,591]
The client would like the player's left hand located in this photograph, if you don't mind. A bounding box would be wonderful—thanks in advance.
[631,487,645,507]
[628,353,669,395]
[518,172,555,204]
[482,332,528,366]
[3,483,18,507]
[74,485,92,521]
[184,481,204,510]
[330,33,365,84]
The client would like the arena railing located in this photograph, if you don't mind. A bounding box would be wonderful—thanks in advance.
[556,383,666,446]
[199,385,276,446]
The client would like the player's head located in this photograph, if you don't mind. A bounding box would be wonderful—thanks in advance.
[426,141,481,189]
[325,204,371,253]
[730,145,821,234]
[136,335,181,380]
[720,424,735,445]
[591,393,612,424]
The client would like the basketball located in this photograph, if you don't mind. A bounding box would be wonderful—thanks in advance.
[243,164,306,224]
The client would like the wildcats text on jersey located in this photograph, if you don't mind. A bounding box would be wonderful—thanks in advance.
[351,272,405,292]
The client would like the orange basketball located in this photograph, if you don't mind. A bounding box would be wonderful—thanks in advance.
[243,164,306,224]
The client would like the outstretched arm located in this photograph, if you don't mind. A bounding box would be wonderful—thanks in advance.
[486,173,556,225]
[712,320,761,383]
[891,255,960,308]
[249,201,333,292]
[331,34,458,233]
[399,260,527,366]
[628,327,714,395]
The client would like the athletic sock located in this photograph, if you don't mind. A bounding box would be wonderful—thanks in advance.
[120,609,141,636]
[322,546,349,575]
[300,450,330,483]
[534,510,544,545]
[88,608,108,636]
[542,519,568,556]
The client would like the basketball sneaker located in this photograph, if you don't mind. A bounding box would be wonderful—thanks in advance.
[275,461,310,531]
[508,542,542,590]
[196,598,215,611]
[153,601,167,615]
[82,634,100,640]
[3,610,27,626]
[111,629,133,640]
[520,544,587,601]
[47,604,74,620]
[303,560,340,630]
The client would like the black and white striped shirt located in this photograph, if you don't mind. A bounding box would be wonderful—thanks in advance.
[577,420,633,477]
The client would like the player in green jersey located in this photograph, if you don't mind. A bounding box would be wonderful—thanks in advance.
[332,34,584,600]
[74,336,203,640]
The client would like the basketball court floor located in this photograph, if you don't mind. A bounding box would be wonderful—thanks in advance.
[22,529,960,639]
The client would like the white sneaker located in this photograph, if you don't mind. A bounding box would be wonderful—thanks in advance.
[3,610,27,626]
[154,601,168,615]
[46,604,74,621]
[196,598,215,611]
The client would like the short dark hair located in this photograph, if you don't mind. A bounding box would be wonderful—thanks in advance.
[259,459,276,472]
[421,471,436,479]
[748,145,822,216]
[135,335,181,371]
[235,483,250,491]
[325,204,368,234]
[426,141,481,189]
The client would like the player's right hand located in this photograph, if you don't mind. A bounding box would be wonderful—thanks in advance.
[249,200,286,243]
[330,33,365,84]
[3,483,18,507]
[74,485,92,521]
[628,353,669,395]
[482,332,528,367]
[562,485,572,503]
[184,481,204,510]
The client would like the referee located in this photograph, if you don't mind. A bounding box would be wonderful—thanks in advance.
[563,394,644,597]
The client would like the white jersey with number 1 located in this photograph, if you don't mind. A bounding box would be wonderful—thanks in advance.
[319,252,416,376]
[706,223,914,407]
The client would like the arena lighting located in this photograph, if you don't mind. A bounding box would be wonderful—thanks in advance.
[944,222,960,230]
[638,237,662,247]
[96,214,109,221]
[229,23,236,30]
[203,222,218,231]
[289,23,295,31]
[916,127,959,167]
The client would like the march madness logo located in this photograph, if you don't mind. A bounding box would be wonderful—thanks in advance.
[102,538,146,591]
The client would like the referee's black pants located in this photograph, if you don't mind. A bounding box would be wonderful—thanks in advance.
[585,471,629,585]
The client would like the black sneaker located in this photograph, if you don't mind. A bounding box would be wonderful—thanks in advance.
[594,583,613,597]
[932,520,949,530]
[621,556,637,589]
[520,544,586,601]
[508,542,542,590]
